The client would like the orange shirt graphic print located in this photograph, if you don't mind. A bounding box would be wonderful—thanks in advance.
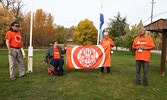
[15,35,22,42]
[132,35,155,62]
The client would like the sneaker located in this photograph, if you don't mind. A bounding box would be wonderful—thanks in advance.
[107,73,111,75]
[21,75,28,77]
[143,85,148,88]
[99,72,103,74]
[11,77,16,80]
[134,83,141,85]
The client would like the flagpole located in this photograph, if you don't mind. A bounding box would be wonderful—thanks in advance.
[28,0,34,72]
[97,20,100,45]
[97,0,103,45]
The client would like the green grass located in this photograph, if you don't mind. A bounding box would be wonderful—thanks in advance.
[0,50,167,100]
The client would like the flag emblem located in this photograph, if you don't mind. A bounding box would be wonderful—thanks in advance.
[77,47,99,68]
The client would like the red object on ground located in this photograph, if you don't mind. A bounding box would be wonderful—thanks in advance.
[48,68,56,75]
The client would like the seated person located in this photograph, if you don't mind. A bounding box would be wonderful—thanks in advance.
[43,41,66,76]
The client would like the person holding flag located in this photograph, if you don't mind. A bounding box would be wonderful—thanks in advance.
[100,32,114,75]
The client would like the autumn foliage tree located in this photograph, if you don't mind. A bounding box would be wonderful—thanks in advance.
[0,0,24,22]
[21,9,56,47]
[0,0,24,47]
[73,19,97,46]
[66,26,76,41]
[54,25,67,43]
[0,8,15,46]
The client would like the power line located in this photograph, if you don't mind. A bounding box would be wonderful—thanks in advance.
[153,11,167,18]
[143,11,167,24]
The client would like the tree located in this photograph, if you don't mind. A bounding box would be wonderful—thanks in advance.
[66,26,76,41]
[0,0,24,47]
[0,0,24,21]
[154,33,162,50]
[20,12,31,47]
[54,25,67,43]
[122,20,144,52]
[107,12,128,51]
[73,19,97,46]
[21,9,56,47]
[0,8,14,47]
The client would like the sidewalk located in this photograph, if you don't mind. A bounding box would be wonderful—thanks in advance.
[112,47,161,54]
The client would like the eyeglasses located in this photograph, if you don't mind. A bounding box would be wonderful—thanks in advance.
[14,25,20,27]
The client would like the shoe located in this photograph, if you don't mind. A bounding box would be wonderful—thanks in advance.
[143,85,148,88]
[21,75,28,77]
[107,73,111,75]
[135,83,141,85]
[11,77,16,80]
[99,72,103,74]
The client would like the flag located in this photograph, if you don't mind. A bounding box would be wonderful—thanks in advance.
[67,44,111,69]
[99,2,104,41]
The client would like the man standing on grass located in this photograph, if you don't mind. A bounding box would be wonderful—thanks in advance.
[5,21,27,80]
[100,32,114,75]
[132,27,155,87]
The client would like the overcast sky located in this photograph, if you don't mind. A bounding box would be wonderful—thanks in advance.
[22,0,167,29]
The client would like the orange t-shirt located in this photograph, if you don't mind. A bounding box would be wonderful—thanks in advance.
[53,48,60,59]
[5,31,23,48]
[100,38,115,50]
[132,35,155,62]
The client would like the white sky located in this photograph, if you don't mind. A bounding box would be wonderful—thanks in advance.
[22,0,167,29]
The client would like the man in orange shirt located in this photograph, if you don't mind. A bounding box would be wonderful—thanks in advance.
[100,32,114,75]
[132,27,155,87]
[5,22,26,80]
[43,41,66,76]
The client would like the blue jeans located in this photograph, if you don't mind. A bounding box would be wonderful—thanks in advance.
[50,58,64,74]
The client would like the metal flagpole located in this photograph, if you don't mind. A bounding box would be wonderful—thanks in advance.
[28,0,34,72]
[97,0,103,45]
[97,21,100,45]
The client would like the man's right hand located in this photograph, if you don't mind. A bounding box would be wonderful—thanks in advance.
[43,61,46,64]
[9,50,12,55]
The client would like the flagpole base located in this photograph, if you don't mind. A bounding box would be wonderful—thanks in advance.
[27,46,33,72]
[28,56,33,73]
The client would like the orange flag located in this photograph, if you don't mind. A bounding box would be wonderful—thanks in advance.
[67,44,111,69]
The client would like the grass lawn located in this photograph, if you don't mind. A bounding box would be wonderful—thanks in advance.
[0,49,167,100]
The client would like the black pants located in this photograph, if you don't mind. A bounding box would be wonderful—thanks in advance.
[136,60,149,85]
[100,67,110,73]
[50,58,64,75]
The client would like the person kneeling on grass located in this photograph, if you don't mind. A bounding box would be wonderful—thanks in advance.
[43,41,66,76]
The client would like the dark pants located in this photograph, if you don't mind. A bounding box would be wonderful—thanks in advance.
[50,58,64,75]
[101,67,110,73]
[136,60,149,85]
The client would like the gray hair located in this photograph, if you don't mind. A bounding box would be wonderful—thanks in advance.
[139,27,146,32]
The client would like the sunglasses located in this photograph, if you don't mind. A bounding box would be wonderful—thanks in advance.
[14,25,20,27]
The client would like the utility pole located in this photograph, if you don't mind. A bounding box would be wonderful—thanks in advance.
[151,0,156,23]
